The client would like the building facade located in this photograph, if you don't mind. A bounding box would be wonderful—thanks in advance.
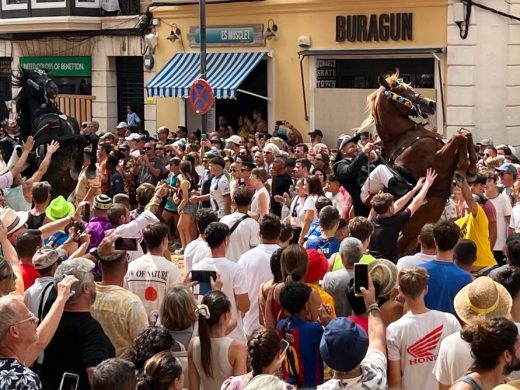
[447,0,520,145]
[0,0,151,132]
[148,0,447,145]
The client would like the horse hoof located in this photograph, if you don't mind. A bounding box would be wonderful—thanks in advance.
[454,172,466,184]
[69,169,79,181]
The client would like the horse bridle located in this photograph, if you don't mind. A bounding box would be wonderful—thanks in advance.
[382,86,424,118]
[27,69,53,105]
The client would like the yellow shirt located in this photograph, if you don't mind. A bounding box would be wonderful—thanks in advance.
[91,284,149,357]
[308,283,337,319]
[332,253,375,271]
[455,205,497,268]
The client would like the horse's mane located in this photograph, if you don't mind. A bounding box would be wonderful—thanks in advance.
[356,71,400,135]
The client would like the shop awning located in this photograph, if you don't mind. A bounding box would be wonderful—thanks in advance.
[146,51,267,99]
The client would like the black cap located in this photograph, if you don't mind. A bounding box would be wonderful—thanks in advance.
[309,129,323,137]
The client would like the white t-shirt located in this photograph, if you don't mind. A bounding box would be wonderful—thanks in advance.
[488,192,512,251]
[326,191,345,216]
[124,253,182,325]
[192,257,249,341]
[510,204,520,233]
[220,212,260,262]
[386,310,461,390]
[432,323,520,385]
[317,349,387,390]
[396,252,436,273]
[432,331,472,386]
[210,174,231,218]
[289,195,307,228]
[184,238,211,273]
[251,187,270,215]
[237,243,279,336]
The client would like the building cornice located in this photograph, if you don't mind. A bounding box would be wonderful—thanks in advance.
[150,0,447,19]
[0,15,138,33]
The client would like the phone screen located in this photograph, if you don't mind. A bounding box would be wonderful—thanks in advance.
[202,134,208,140]
[191,270,217,295]
[354,263,369,294]
[114,237,138,251]
[59,372,79,390]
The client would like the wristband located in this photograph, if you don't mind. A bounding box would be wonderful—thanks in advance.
[366,304,380,314]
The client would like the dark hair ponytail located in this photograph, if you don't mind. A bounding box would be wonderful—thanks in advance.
[247,327,280,377]
[198,291,231,378]
[135,351,182,390]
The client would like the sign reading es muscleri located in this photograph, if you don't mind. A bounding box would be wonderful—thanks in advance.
[20,56,92,77]
[188,25,264,47]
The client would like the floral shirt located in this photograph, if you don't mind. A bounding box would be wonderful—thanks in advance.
[317,349,387,390]
[0,358,42,390]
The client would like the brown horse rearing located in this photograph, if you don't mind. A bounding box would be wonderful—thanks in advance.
[367,72,477,255]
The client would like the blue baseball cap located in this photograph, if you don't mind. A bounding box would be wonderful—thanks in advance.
[320,317,369,372]
[496,163,517,176]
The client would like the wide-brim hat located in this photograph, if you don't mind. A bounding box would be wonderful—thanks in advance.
[454,276,512,324]
[45,196,75,221]
[369,258,398,297]
[0,208,28,235]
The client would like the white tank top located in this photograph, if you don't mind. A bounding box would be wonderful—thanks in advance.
[192,336,234,390]
[251,187,270,215]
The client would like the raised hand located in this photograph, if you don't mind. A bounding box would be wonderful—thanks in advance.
[56,274,79,302]
[23,136,35,152]
[46,140,60,155]
[424,168,438,187]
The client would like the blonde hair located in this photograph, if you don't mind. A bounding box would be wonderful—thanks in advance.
[160,284,198,331]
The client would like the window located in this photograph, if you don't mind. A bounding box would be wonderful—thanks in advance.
[316,58,435,89]
[75,0,99,7]
[30,0,65,9]
[2,0,28,10]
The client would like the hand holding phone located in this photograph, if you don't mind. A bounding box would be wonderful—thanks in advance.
[114,237,138,251]
[191,270,217,295]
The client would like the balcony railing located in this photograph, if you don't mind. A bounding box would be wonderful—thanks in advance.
[119,0,140,15]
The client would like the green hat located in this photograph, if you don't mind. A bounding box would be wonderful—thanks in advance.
[45,196,75,221]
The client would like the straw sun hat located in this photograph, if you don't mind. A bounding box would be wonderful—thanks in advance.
[454,276,512,324]
[368,259,398,297]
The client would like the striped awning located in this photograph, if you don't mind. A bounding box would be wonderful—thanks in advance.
[146,51,267,99]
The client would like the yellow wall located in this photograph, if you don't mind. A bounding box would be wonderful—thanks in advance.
[151,0,447,133]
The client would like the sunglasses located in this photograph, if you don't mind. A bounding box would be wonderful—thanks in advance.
[156,148,164,151]
[263,151,272,154]
[144,147,152,150]
[230,169,237,173]
[314,157,323,161]
[241,169,250,172]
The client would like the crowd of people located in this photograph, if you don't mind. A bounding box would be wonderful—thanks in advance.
[0,112,519,390]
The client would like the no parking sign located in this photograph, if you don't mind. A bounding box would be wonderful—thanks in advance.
[189,79,214,115]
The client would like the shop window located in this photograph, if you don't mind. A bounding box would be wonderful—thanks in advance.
[2,0,28,10]
[30,0,66,9]
[316,58,434,89]
[75,0,99,8]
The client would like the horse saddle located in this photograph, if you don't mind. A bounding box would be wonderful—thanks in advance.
[33,112,77,147]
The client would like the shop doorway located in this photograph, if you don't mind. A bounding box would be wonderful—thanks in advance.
[215,58,267,133]
[116,56,144,126]
[0,58,12,121]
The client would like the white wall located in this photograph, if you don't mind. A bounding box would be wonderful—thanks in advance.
[447,0,520,144]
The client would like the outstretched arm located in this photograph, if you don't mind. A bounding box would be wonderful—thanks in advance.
[455,175,478,217]
[408,168,438,216]
[9,136,34,179]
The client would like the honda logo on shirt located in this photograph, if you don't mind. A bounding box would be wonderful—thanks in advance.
[407,325,444,365]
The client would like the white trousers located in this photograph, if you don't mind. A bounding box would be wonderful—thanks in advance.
[360,165,393,202]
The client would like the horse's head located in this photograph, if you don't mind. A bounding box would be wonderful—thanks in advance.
[14,68,59,103]
[377,72,436,119]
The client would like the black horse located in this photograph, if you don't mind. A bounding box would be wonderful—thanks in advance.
[12,68,97,197]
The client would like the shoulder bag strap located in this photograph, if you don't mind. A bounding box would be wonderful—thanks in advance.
[229,214,250,235]
[37,281,55,321]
